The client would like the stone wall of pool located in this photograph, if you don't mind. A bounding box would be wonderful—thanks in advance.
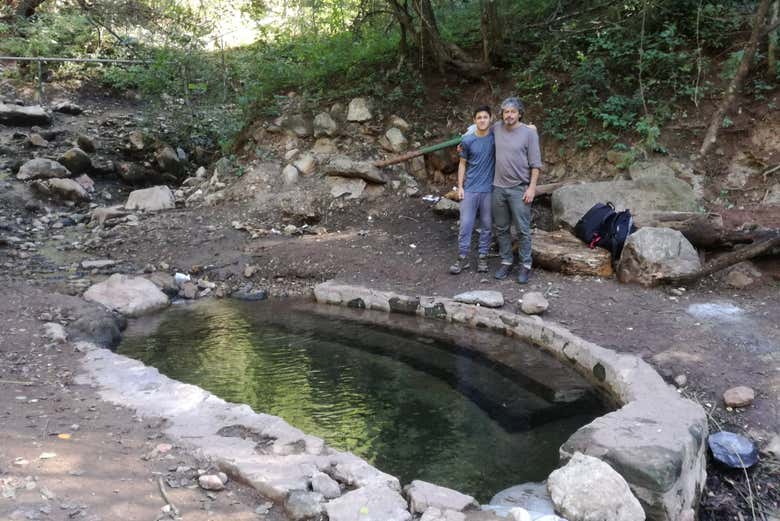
[74,281,707,521]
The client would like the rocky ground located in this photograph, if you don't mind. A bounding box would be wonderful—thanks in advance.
[1,83,779,520]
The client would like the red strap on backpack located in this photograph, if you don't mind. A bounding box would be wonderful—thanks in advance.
[588,233,601,249]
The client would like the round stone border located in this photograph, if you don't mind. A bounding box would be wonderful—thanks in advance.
[72,281,707,521]
[313,282,708,521]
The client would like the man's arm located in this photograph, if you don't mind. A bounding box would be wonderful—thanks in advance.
[523,130,543,204]
[457,158,467,200]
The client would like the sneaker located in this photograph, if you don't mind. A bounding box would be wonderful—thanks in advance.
[494,263,512,280]
[477,255,489,273]
[517,266,531,284]
[449,256,470,275]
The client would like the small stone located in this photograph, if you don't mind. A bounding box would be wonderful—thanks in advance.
[244,265,258,278]
[346,97,372,122]
[217,472,228,484]
[156,443,173,453]
[674,374,688,387]
[43,322,67,344]
[198,474,225,491]
[520,292,549,315]
[763,434,780,460]
[725,270,754,289]
[28,133,49,147]
[311,472,341,499]
[723,386,755,408]
[180,281,198,299]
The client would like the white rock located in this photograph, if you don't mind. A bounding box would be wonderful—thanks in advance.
[17,158,71,181]
[520,292,549,315]
[548,452,645,521]
[125,186,175,212]
[405,480,476,514]
[198,474,225,491]
[83,274,169,317]
[42,322,67,344]
[617,227,700,287]
[453,290,504,308]
[329,177,366,199]
[347,97,373,122]
[384,127,408,152]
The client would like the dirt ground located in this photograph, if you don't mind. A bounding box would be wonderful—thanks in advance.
[1,86,779,520]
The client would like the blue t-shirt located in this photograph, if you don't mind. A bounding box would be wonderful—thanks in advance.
[459,132,495,193]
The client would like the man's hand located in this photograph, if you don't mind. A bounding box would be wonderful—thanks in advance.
[457,187,465,201]
[522,186,535,204]
[456,144,463,154]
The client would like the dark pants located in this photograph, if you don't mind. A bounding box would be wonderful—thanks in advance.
[492,185,532,268]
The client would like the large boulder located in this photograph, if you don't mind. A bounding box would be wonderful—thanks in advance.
[552,178,699,230]
[0,103,51,126]
[617,228,700,286]
[347,98,373,122]
[547,452,645,521]
[325,484,411,521]
[324,156,386,184]
[405,480,476,514]
[314,111,339,137]
[125,185,176,212]
[58,147,92,175]
[560,398,707,521]
[31,178,90,202]
[83,274,169,317]
[17,158,71,181]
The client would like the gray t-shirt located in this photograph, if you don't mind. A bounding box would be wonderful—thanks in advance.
[492,122,543,188]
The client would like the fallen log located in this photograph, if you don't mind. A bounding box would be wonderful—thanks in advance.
[660,233,780,285]
[634,208,780,249]
[532,229,614,277]
[633,211,725,249]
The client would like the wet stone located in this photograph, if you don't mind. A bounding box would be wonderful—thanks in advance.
[453,290,504,308]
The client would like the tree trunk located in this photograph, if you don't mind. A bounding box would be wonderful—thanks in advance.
[480,0,503,64]
[14,0,47,18]
[769,0,779,76]
[699,0,771,157]
[660,234,780,285]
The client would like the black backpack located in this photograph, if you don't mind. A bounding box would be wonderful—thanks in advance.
[573,202,636,259]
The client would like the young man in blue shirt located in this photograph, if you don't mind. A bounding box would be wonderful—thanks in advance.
[450,105,495,274]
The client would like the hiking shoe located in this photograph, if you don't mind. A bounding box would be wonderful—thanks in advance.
[517,266,531,284]
[449,256,470,275]
[494,263,512,280]
[477,255,489,273]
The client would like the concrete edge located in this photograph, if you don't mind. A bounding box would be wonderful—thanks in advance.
[313,281,708,521]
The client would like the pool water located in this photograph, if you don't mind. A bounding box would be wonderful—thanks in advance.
[118,299,607,501]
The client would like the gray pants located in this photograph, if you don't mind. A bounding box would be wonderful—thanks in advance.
[492,185,532,268]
